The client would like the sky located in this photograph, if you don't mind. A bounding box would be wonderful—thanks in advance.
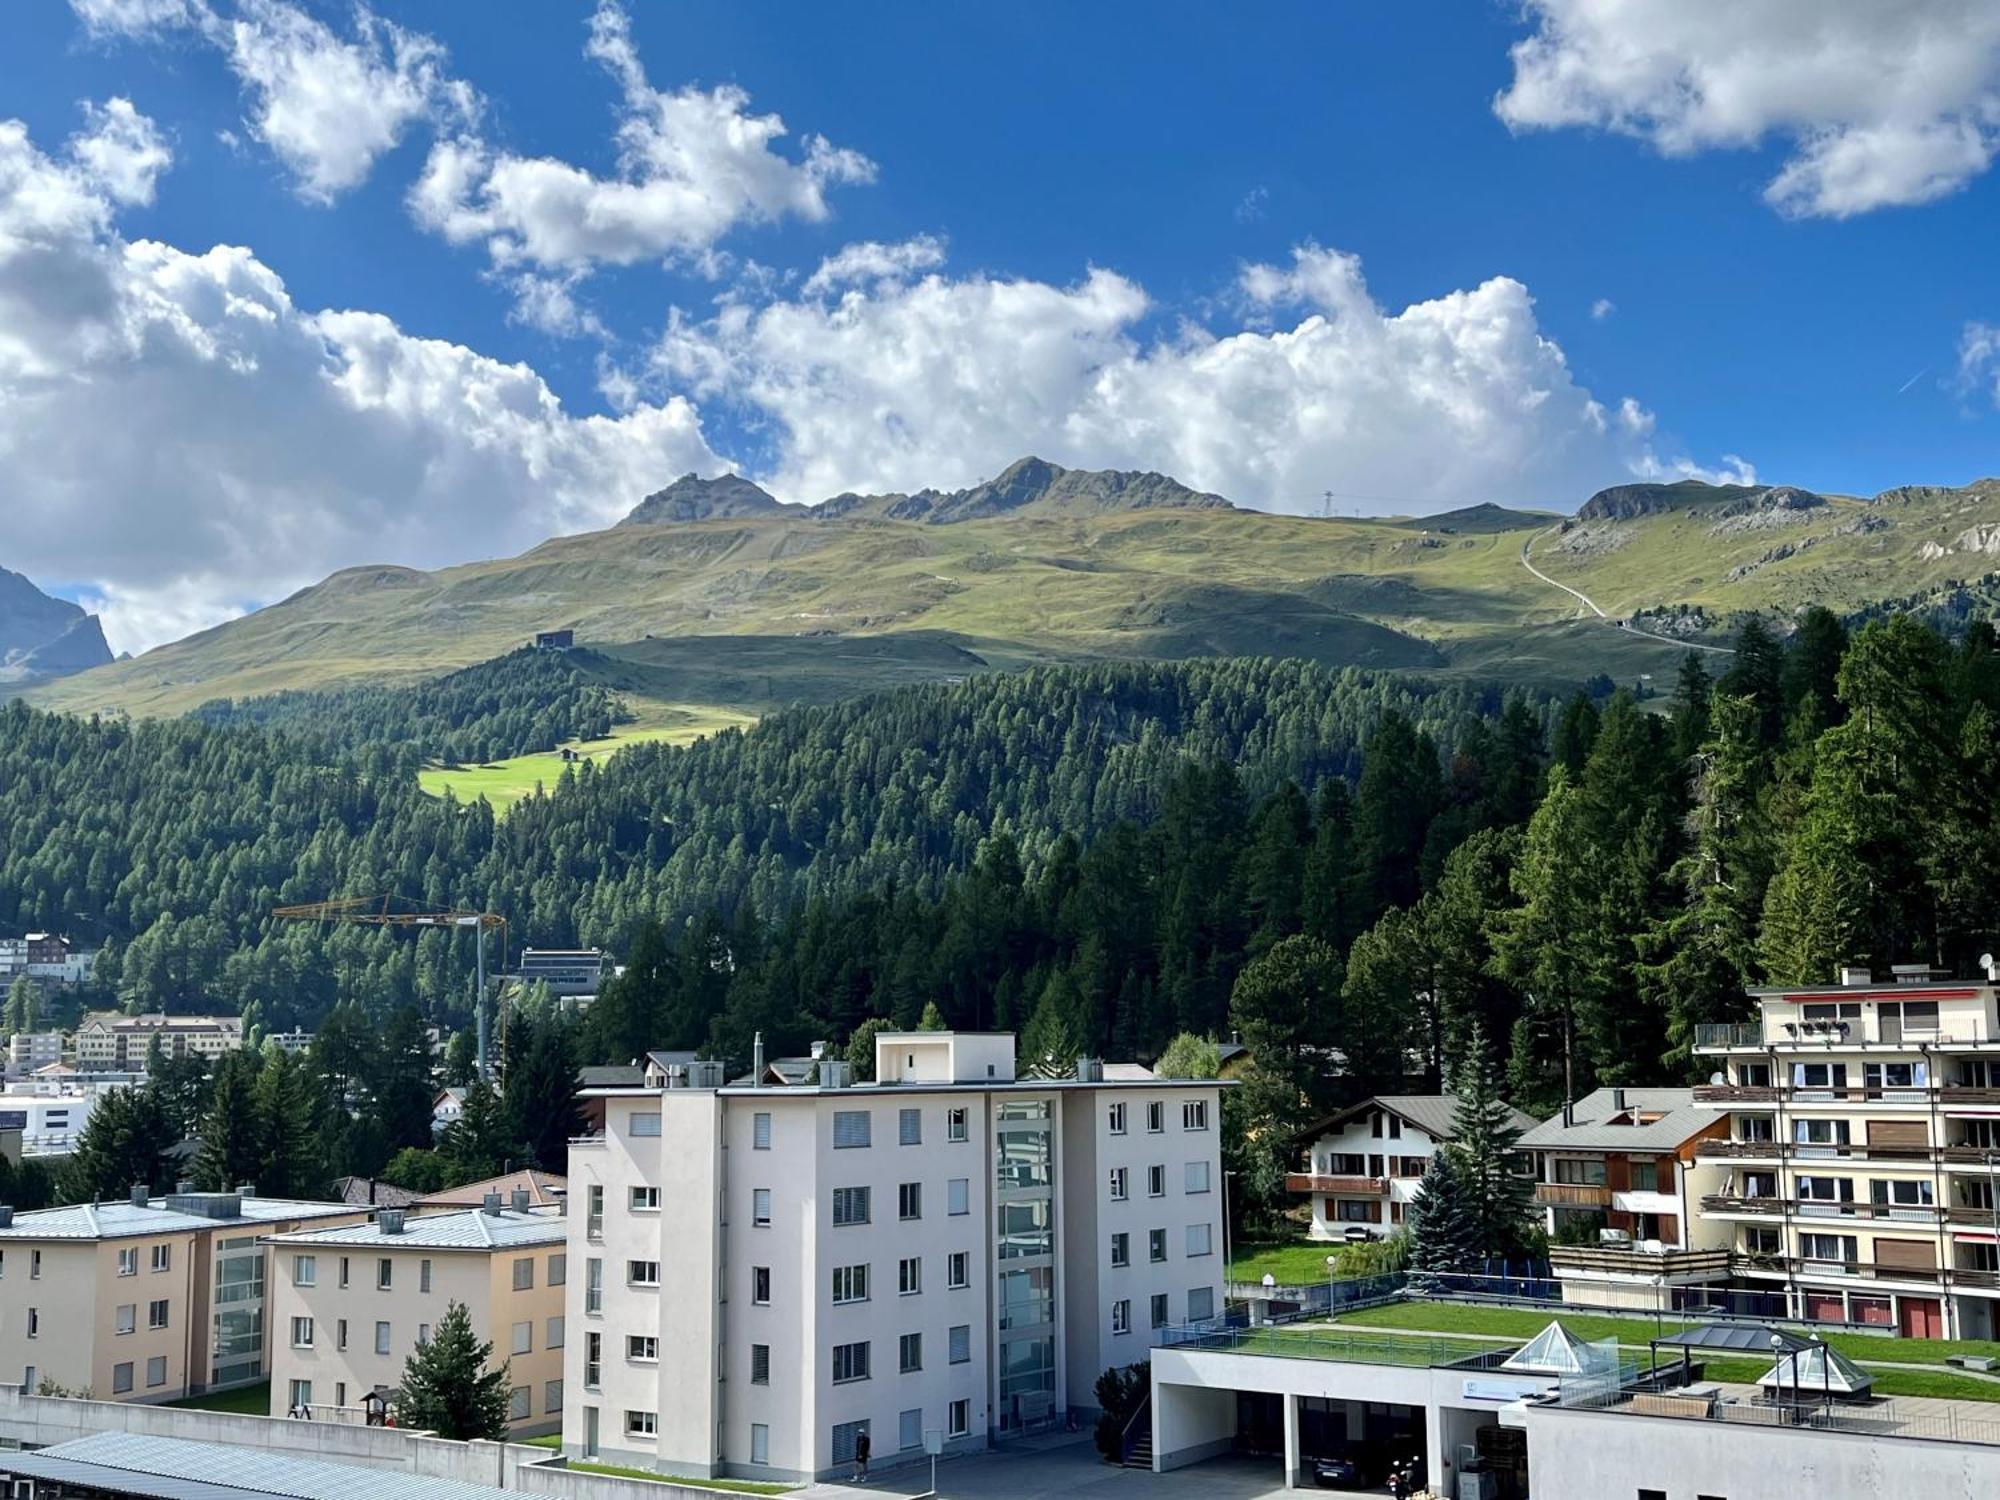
[3,1,2000,653]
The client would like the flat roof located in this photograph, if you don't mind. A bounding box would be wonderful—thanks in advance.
[580,1076,1229,1099]
[263,1206,564,1252]
[0,1196,360,1242]
[0,1433,512,1500]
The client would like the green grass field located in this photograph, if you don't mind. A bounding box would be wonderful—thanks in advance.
[1229,1240,1354,1284]
[417,703,756,812]
[166,1380,270,1415]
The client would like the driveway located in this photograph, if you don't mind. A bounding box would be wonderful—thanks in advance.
[799,1436,1291,1499]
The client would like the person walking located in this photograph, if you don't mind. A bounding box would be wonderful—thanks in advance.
[852,1428,871,1483]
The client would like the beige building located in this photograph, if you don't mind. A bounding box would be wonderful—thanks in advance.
[264,1195,568,1436]
[75,1014,244,1072]
[0,1187,363,1403]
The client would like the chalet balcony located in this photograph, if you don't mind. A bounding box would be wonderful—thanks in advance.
[1548,1245,1731,1281]
[1286,1173,1388,1196]
[1534,1182,1612,1208]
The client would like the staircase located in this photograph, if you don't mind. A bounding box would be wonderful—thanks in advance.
[1120,1396,1154,1469]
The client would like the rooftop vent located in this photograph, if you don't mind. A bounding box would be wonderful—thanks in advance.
[236,1182,256,1198]
[511,1188,530,1213]
[809,1040,830,1062]
[1075,1058,1104,1083]
[129,1182,149,1207]
[483,1190,504,1216]
[1838,966,1872,987]
[0,1206,14,1228]
[819,1059,852,1090]
[165,1191,241,1220]
[1611,1086,1627,1112]
[175,1180,194,1195]
[380,1208,406,1234]
[1892,964,1939,985]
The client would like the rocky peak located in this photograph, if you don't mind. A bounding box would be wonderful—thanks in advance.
[619,472,787,526]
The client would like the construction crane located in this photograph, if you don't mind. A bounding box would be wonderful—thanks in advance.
[272,896,507,1081]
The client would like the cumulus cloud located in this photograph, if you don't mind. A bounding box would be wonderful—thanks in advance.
[801,235,946,296]
[0,104,720,652]
[650,240,1724,513]
[1496,0,2000,217]
[1960,322,2000,408]
[409,0,871,323]
[69,97,172,205]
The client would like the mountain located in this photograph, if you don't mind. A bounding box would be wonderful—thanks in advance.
[0,567,113,685]
[28,463,2000,720]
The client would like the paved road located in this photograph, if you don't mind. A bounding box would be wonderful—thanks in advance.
[1519,529,1736,657]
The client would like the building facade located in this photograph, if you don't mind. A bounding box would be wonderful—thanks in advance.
[0,1086,106,1154]
[5,1032,66,1078]
[1694,965,2000,1337]
[561,1033,1225,1483]
[263,1197,567,1434]
[1288,1096,1535,1242]
[75,1015,243,1073]
[0,1189,365,1403]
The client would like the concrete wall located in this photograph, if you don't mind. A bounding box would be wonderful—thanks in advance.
[1523,1401,2000,1498]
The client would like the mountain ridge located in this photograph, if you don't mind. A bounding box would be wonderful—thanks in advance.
[0,567,113,684]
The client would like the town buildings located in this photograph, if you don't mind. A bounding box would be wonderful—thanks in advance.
[0,1187,364,1403]
[0,1084,107,1154]
[5,1030,66,1078]
[563,1032,1226,1483]
[263,1193,567,1434]
[1288,1094,1536,1242]
[1692,963,2000,1338]
[75,1014,243,1073]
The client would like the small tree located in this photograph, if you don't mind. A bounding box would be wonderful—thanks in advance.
[916,1001,948,1031]
[381,1146,456,1194]
[1406,1153,1479,1278]
[4,973,38,1036]
[396,1300,510,1440]
[1154,1033,1220,1080]
[1447,1034,1535,1259]
[441,1081,514,1184]
[1092,1362,1149,1462]
[844,1018,895,1081]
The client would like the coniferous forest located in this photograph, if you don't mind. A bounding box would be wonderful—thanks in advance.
[11,611,2000,1212]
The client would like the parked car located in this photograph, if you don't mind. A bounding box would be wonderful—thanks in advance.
[1311,1454,1362,1488]
[1340,1224,1372,1243]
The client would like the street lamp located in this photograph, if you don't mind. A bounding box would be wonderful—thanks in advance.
[1327,1254,1340,1314]
[1771,1332,1797,1419]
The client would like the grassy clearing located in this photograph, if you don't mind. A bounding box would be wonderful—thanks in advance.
[417,703,755,812]
[564,1461,792,1493]
[1228,1240,1350,1284]
[166,1380,270,1415]
[520,1434,562,1448]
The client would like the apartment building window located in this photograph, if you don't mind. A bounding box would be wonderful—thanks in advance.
[631,1111,662,1137]
[899,1257,922,1295]
[1795,1118,1850,1147]
[337,1319,348,1350]
[625,1410,657,1437]
[291,1316,314,1348]
[150,1245,170,1273]
[1149,1229,1167,1263]
[753,1111,771,1149]
[753,1188,773,1226]
[630,1186,661,1212]
[1108,1102,1127,1135]
[1109,1167,1129,1201]
[833,1186,871,1226]
[1555,1158,1608,1185]
[1111,1232,1130,1267]
[549,1253,565,1285]
[750,1423,770,1464]
[544,1380,563,1415]
[1866,1060,1929,1091]
[1183,1100,1209,1131]
[585,1258,603,1314]
[948,1400,969,1438]
[118,1247,138,1276]
[513,1257,535,1291]
[146,1356,167,1388]
[512,1322,533,1356]
[377,1258,393,1290]
[832,1422,870,1465]
[1151,1293,1170,1329]
[948,1178,969,1215]
[1185,1161,1211,1194]
[628,1260,661,1286]
[947,1107,969,1142]
[1797,1176,1854,1204]
[627,1335,658,1362]
[508,1387,531,1423]
[948,1325,970,1364]
[417,1324,431,1347]
[1793,1061,1848,1090]
[745,1340,771,1386]
[547,1316,564,1349]
[375,1322,391,1355]
[586,1185,604,1240]
[832,1264,870,1304]
[900,1332,923,1373]
[420,1258,433,1293]
[148,1299,169,1330]
[111,1362,133,1395]
[1873,1179,1935,1208]
[584,1332,602,1389]
[1146,1101,1164,1133]
[753,1266,771,1304]
[899,1408,923,1452]
[1111,1300,1130,1335]
[1188,1287,1215,1322]
[1800,1233,1858,1265]
[1741,1226,1782,1257]
[116,1303,136,1335]
[947,1252,969,1289]
[900,1107,922,1145]
[25,1308,36,1338]
[833,1110,872,1149]
[831,1341,871,1383]
[1186,1223,1214,1257]
[1629,1159,1660,1192]
[899,1182,923,1221]
[287,1251,316,1288]
[1148,1165,1166,1198]
[287,1379,312,1412]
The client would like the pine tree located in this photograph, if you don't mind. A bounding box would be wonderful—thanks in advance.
[1447,1036,1534,1258]
[59,1087,171,1205]
[441,1080,514,1183]
[1154,1033,1219,1079]
[194,1052,263,1191]
[1406,1152,1479,1277]
[1020,972,1087,1070]
[502,1012,580,1173]
[5,974,38,1037]
[916,1000,948,1031]
[395,1300,511,1440]
[255,1048,325,1198]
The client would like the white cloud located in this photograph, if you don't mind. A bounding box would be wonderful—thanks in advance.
[1590,297,1615,321]
[410,0,871,301]
[0,105,720,653]
[67,0,203,38]
[69,98,172,206]
[1234,185,1269,223]
[801,235,946,296]
[650,241,1725,513]
[1959,322,2000,408]
[1496,0,2000,217]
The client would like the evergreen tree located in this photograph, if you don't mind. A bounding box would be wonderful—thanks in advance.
[1446,1035,1534,1258]
[395,1300,511,1440]
[194,1052,263,1191]
[1719,616,1787,747]
[60,1087,171,1204]
[1020,972,1088,1070]
[375,1006,441,1154]
[1229,935,1340,1113]
[1154,1033,1220,1079]
[501,1012,581,1174]
[255,1048,326,1198]
[1406,1152,1479,1277]
[4,974,37,1036]
[442,1029,478,1088]
[916,1001,948,1031]
[843,1018,895,1081]
[441,1080,515,1183]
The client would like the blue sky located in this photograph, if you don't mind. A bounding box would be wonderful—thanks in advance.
[3,1,1999,648]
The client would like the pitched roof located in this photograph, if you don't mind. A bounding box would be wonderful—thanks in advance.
[1298,1094,1537,1145]
[576,1064,643,1089]
[1500,1320,1618,1376]
[263,1205,565,1251]
[1515,1086,1722,1151]
[415,1168,565,1208]
[4,1432,512,1500]
[0,1195,358,1242]
[329,1176,420,1209]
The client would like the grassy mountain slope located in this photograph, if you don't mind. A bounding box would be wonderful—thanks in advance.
[30,466,2000,718]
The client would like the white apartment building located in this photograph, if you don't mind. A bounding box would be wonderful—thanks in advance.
[75,1014,243,1072]
[1694,964,2000,1338]
[0,1088,103,1154]
[1289,1095,1535,1242]
[5,1032,65,1078]
[264,1196,568,1434]
[563,1033,1226,1484]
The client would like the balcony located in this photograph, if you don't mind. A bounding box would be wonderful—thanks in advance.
[1286,1174,1389,1196]
[1701,1194,1944,1224]
[1701,1193,1787,1217]
[1693,1084,1782,1104]
[1942,1087,2000,1106]
[1549,1245,1732,1280]
[1765,1256,1946,1286]
[1694,1139,1783,1160]
[1694,1083,1941,1106]
[1940,1146,2000,1166]
[1694,1024,1765,1050]
[1534,1182,1612,1208]
[1695,1139,1935,1164]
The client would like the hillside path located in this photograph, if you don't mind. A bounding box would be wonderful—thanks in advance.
[1520,528,1736,656]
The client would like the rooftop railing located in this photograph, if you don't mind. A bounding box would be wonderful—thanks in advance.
[1158,1323,1515,1370]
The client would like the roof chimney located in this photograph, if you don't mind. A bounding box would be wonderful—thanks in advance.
[1075,1057,1103,1083]
[379,1209,406,1235]
[175,1180,194,1195]
[1838,965,1871,987]
[129,1182,149,1207]
[511,1188,530,1213]
[752,1031,765,1090]
[483,1190,504,1216]
[0,1206,14,1228]
[236,1183,256,1199]
[1611,1086,1627,1112]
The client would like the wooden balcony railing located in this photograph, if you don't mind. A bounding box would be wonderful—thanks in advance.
[1535,1182,1612,1208]
[1939,1146,2000,1166]
[1548,1246,1732,1278]
[1285,1173,1389,1196]
[1693,1085,1782,1104]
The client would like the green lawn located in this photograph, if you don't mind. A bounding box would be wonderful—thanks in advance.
[520,1434,562,1448]
[417,706,755,812]
[564,1461,792,1494]
[167,1380,270,1416]
[1228,1241,1350,1284]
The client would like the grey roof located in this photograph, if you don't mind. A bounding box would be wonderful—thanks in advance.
[1516,1087,1722,1151]
[330,1176,420,1209]
[578,1064,643,1088]
[1,1433,512,1500]
[1298,1094,1536,1145]
[263,1205,565,1252]
[1654,1323,1809,1354]
[0,1196,358,1242]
